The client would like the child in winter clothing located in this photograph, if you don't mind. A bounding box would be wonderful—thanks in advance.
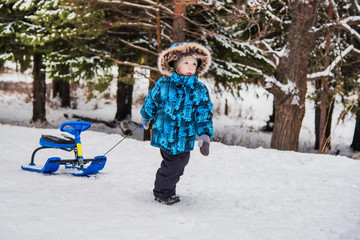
[140,42,213,205]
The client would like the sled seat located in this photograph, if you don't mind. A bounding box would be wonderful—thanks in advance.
[40,135,75,149]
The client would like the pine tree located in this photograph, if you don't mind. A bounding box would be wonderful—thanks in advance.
[206,0,360,151]
[0,0,50,124]
[55,0,165,124]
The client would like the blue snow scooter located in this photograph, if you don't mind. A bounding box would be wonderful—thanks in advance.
[21,121,107,176]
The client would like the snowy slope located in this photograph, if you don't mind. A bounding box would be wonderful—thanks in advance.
[1,124,360,240]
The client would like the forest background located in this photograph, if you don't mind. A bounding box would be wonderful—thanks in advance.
[1,0,360,154]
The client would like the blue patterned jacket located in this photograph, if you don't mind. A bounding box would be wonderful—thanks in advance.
[140,72,213,155]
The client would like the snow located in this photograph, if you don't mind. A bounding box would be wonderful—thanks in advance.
[1,125,360,240]
[356,0,360,12]
[13,0,34,11]
[264,75,301,105]
[340,19,360,42]
[1,69,360,240]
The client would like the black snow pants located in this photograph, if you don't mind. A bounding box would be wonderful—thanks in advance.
[153,149,190,198]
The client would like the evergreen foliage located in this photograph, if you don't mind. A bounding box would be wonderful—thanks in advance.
[1,0,359,150]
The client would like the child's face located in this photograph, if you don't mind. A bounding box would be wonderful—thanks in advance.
[177,58,198,76]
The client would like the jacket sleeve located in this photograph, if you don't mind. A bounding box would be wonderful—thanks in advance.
[140,81,162,121]
[195,85,213,138]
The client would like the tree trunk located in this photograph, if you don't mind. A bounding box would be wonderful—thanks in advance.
[318,77,330,151]
[32,53,46,124]
[155,0,162,48]
[143,1,162,141]
[53,80,59,99]
[173,0,186,42]
[315,101,334,151]
[115,81,133,121]
[115,67,134,121]
[351,99,360,151]
[19,54,30,73]
[224,99,228,116]
[53,79,70,108]
[143,71,157,141]
[268,1,318,151]
[314,79,321,149]
[271,97,305,150]
[61,80,70,108]
[318,3,333,153]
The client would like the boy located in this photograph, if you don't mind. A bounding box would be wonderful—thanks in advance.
[140,42,213,205]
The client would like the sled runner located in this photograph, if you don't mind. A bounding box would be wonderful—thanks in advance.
[21,121,107,176]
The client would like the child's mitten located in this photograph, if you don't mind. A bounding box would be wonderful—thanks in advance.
[140,118,150,130]
[198,135,210,156]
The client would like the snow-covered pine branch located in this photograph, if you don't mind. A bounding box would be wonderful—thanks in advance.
[340,16,360,42]
[260,41,288,66]
[307,45,354,80]
[213,58,263,79]
[355,0,360,13]
[311,16,360,41]
[63,38,158,72]
[264,75,292,95]
[12,0,36,11]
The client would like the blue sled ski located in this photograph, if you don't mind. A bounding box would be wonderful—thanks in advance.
[21,121,107,176]
[21,157,61,173]
[66,156,107,176]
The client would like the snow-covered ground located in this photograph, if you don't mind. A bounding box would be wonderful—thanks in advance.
[1,124,360,240]
[0,66,360,239]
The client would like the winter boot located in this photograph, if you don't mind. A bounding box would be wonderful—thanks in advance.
[154,195,180,205]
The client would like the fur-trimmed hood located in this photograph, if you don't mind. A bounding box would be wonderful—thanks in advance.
[158,42,211,76]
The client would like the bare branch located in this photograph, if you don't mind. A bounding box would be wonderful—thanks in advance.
[99,0,173,14]
[111,58,158,72]
[117,38,158,55]
[63,38,158,72]
[102,20,156,29]
[139,0,173,14]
